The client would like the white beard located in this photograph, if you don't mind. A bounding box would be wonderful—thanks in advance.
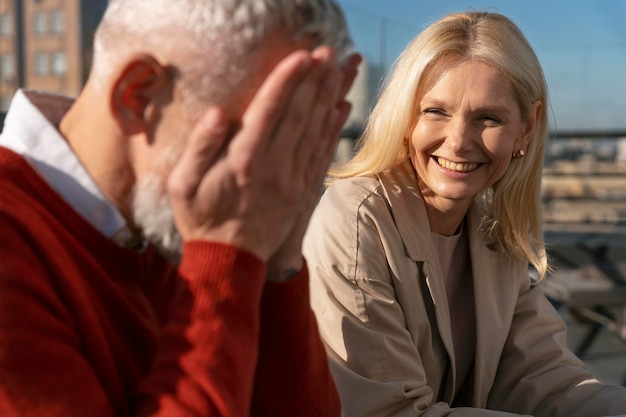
[132,145,184,263]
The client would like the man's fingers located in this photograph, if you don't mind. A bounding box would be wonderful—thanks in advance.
[167,107,229,199]
[293,66,342,166]
[266,46,339,165]
[308,101,351,189]
[294,50,359,190]
[233,50,314,158]
[272,57,341,164]
[338,53,362,99]
[261,49,333,157]
[329,101,352,144]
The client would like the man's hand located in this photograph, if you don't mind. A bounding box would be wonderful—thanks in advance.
[266,51,362,282]
[168,46,353,263]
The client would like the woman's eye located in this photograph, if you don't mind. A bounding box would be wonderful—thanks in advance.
[481,115,502,125]
[422,108,445,116]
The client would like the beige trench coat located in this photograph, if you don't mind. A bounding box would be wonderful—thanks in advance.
[303,159,626,417]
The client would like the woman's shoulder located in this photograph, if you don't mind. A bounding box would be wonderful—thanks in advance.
[313,175,392,233]
[324,175,382,203]
[323,161,415,209]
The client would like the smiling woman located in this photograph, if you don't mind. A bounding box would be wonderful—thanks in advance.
[302,10,626,417]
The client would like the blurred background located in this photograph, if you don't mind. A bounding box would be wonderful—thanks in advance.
[0,0,625,385]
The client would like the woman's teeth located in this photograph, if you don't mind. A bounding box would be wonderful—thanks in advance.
[436,157,478,172]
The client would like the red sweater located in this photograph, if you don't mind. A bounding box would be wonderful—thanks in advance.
[0,147,339,417]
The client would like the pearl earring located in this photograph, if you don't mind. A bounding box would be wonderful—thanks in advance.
[512,150,525,159]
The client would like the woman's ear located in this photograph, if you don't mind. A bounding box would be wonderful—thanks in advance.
[110,54,172,134]
[517,99,542,150]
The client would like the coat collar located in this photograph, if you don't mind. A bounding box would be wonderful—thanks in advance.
[375,159,433,262]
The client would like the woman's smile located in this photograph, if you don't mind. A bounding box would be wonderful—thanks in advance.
[433,156,480,173]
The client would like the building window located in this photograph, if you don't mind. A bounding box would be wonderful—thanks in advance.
[35,52,48,75]
[51,52,66,75]
[1,54,13,82]
[0,15,12,37]
[51,10,64,34]
[34,11,46,35]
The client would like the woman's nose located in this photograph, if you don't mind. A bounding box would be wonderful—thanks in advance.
[444,117,474,154]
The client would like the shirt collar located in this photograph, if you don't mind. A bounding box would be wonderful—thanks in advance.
[0,89,137,247]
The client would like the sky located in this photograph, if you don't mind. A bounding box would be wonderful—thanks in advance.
[335,0,626,132]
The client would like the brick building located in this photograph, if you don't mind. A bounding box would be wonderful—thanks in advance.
[0,0,107,111]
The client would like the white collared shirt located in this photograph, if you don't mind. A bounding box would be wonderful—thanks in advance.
[0,89,135,247]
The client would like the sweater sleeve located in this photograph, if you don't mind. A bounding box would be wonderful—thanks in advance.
[136,241,267,417]
[250,262,341,417]
[137,244,340,417]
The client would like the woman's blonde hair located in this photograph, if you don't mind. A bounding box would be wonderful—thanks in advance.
[333,11,549,279]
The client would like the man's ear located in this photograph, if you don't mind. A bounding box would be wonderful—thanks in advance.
[110,54,172,134]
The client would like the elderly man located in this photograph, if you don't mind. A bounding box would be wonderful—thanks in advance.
[0,1,359,416]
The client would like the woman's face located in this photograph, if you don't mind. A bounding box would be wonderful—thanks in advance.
[409,60,534,218]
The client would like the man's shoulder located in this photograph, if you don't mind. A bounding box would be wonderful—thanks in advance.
[0,148,63,231]
[0,147,43,198]
[323,161,418,215]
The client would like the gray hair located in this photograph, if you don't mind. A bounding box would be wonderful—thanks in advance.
[92,0,353,110]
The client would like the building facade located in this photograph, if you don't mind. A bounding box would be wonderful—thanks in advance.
[0,0,107,111]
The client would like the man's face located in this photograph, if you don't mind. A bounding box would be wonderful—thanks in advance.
[130,36,306,262]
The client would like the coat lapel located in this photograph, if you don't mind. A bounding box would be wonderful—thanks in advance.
[467,208,527,407]
[378,160,457,400]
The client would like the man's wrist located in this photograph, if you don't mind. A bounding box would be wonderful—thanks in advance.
[266,267,301,283]
[266,256,304,282]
